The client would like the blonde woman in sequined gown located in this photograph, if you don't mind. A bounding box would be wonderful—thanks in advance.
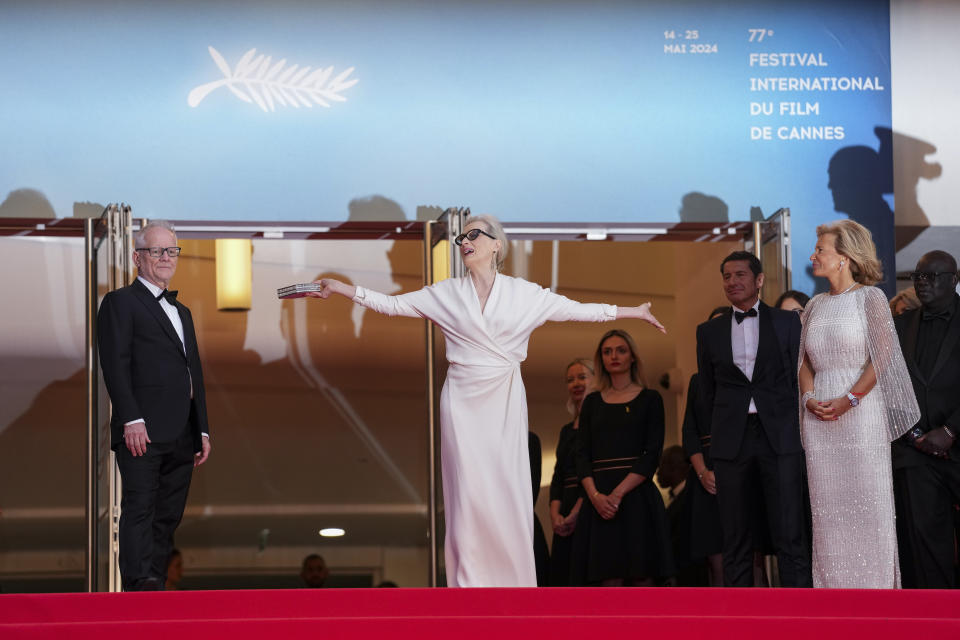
[799,220,920,588]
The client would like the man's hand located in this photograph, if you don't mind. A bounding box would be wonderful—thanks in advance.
[194,435,211,467]
[123,422,151,456]
[916,428,954,459]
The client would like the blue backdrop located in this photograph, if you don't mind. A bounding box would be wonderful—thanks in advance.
[0,0,893,294]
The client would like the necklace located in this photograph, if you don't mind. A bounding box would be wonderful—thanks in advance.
[831,281,857,296]
[609,381,637,413]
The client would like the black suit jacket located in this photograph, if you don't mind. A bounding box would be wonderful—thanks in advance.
[97,278,208,452]
[892,295,960,468]
[695,302,802,461]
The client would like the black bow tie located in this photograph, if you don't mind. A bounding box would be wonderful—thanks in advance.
[156,289,178,303]
[734,307,758,324]
[922,308,951,322]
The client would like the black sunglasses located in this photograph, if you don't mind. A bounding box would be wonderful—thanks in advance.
[910,271,956,283]
[454,228,496,246]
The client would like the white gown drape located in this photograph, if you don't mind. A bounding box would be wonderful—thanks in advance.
[354,274,616,587]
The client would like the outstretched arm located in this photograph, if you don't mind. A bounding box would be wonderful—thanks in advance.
[306,278,356,301]
[539,285,666,334]
[307,277,432,320]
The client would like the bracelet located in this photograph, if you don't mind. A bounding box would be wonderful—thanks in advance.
[801,391,815,406]
[592,490,600,498]
[697,470,705,480]
[944,425,957,439]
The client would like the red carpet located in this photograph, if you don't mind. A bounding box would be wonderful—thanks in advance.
[2,587,959,639]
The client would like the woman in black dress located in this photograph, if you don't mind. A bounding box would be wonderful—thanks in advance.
[571,329,674,586]
[547,358,594,586]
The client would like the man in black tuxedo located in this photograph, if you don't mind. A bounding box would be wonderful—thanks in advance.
[98,220,211,591]
[696,251,811,587]
[893,250,960,588]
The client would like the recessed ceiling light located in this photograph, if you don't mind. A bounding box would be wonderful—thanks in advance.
[319,528,345,537]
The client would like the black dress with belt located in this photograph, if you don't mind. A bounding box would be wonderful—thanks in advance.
[547,421,582,585]
[570,389,674,584]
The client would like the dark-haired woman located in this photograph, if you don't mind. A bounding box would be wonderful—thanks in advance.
[774,290,810,313]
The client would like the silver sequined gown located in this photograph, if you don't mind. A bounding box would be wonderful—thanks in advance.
[799,286,920,589]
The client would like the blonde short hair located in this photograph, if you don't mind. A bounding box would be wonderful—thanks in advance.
[464,214,508,271]
[816,219,883,286]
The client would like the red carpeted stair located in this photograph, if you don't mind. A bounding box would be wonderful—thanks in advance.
[2,587,959,639]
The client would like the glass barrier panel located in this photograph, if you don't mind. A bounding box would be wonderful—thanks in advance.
[164,237,429,589]
[0,235,87,592]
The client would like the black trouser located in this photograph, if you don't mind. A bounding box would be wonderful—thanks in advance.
[894,458,960,589]
[713,414,812,587]
[116,427,195,591]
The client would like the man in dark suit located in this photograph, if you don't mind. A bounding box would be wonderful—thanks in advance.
[696,251,811,587]
[98,220,211,591]
[893,250,960,588]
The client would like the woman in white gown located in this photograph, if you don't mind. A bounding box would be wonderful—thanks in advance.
[798,220,919,588]
[307,215,666,587]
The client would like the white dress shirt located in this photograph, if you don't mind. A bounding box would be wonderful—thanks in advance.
[731,299,761,414]
[136,276,185,353]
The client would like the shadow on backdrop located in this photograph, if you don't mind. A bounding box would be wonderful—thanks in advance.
[878,126,942,251]
[678,192,729,223]
[347,196,406,222]
[0,189,56,218]
[826,134,895,298]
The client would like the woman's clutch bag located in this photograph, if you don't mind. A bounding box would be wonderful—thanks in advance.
[276,283,323,299]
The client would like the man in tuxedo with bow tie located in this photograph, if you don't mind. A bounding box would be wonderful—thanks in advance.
[696,251,811,587]
[893,250,960,588]
[98,220,211,591]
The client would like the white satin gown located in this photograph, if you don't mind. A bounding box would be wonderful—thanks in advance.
[354,274,616,587]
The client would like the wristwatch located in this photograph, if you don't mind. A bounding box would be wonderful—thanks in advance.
[906,426,925,442]
[846,392,860,407]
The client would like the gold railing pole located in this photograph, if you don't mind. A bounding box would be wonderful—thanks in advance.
[752,221,763,261]
[423,220,439,587]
